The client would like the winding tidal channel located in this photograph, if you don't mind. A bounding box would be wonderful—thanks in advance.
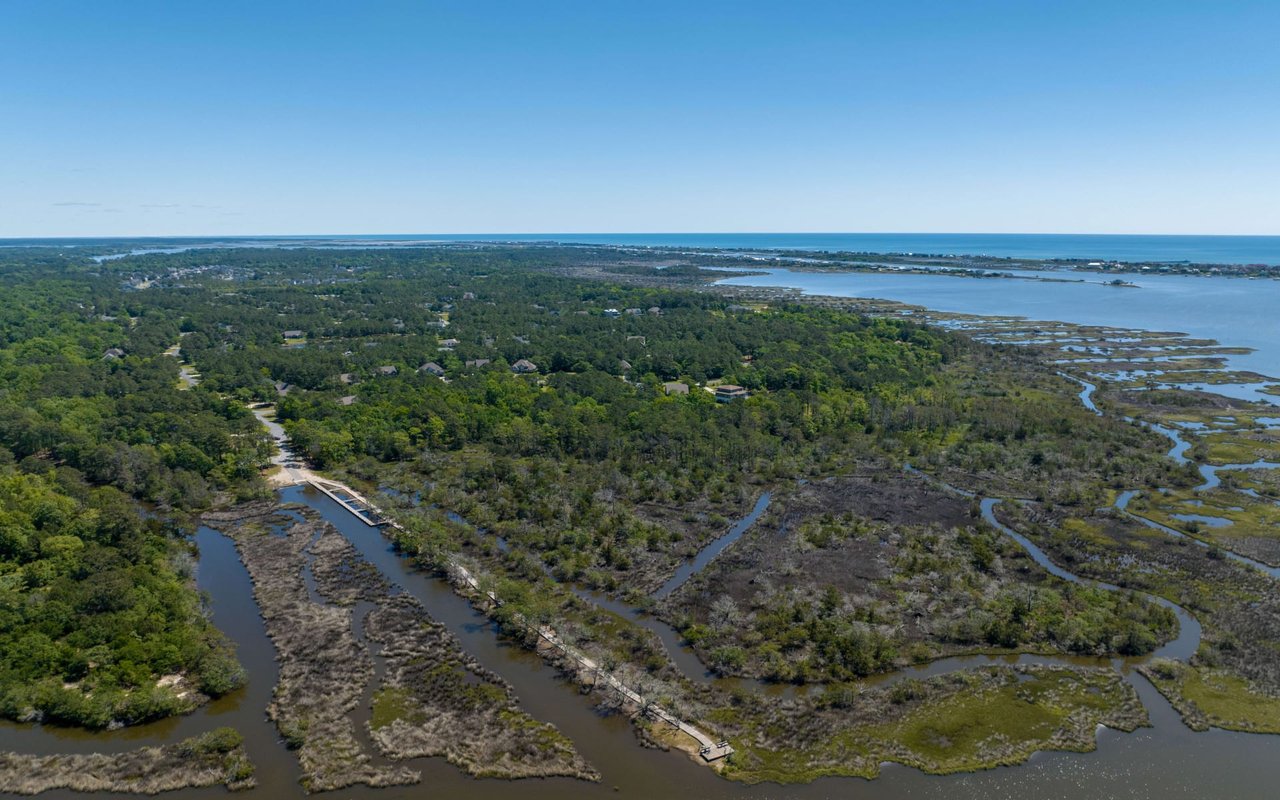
[5,364,1280,796]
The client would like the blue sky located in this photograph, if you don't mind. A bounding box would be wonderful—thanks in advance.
[3,1,1278,236]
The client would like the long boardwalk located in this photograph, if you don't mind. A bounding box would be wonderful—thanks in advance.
[282,468,733,761]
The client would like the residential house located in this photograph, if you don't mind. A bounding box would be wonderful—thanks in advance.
[378,365,398,376]
[663,381,689,396]
[714,384,749,402]
[418,362,446,377]
[511,359,539,374]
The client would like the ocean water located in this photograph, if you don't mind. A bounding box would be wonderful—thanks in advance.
[714,266,1280,385]
[15,232,1280,265]
[400,233,1280,265]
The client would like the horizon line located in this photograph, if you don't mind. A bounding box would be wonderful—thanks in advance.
[5,230,1280,242]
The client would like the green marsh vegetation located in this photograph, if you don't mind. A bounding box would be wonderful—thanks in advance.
[0,243,1254,782]
[996,504,1280,734]
[665,475,1176,684]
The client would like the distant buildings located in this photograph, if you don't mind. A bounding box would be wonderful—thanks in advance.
[417,362,446,377]
[625,308,642,316]
[511,359,539,374]
[338,395,357,406]
[465,358,491,368]
[101,347,125,360]
[282,329,304,339]
[603,308,621,318]
[377,365,398,376]
[714,385,749,402]
[439,338,461,349]
[663,381,689,395]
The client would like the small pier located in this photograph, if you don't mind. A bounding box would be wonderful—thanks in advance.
[308,479,391,528]
[299,474,733,762]
[698,741,735,762]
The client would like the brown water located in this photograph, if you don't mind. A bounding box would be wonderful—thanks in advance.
[4,486,1279,799]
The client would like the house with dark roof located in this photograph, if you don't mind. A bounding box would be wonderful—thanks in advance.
[714,384,749,402]
[418,362,446,377]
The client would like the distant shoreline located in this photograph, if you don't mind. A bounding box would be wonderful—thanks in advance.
[3,232,1280,268]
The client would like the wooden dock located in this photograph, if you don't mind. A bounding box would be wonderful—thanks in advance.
[301,475,733,762]
[308,479,391,528]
